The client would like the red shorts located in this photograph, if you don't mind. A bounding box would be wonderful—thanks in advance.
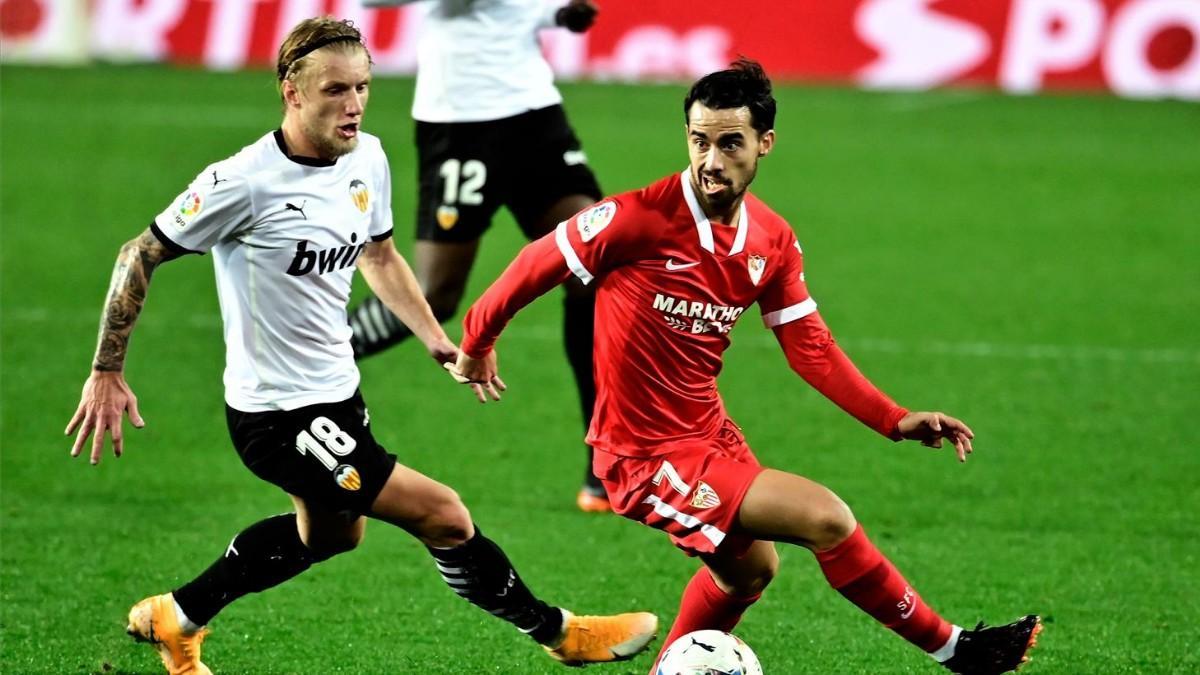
[592,421,764,557]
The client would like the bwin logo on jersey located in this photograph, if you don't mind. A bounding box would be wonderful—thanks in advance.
[287,232,366,277]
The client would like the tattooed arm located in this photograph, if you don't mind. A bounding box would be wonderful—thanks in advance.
[65,229,181,464]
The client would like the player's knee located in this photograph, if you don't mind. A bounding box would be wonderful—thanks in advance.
[303,521,366,560]
[416,488,474,547]
[739,559,778,596]
[810,494,857,550]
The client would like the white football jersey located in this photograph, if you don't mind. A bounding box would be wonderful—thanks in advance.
[367,0,564,122]
[153,130,394,412]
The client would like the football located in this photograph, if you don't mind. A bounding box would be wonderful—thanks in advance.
[656,629,763,675]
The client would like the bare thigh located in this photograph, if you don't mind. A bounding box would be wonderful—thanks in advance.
[735,468,857,551]
[368,461,474,548]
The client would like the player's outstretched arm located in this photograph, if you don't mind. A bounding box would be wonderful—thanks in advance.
[358,240,508,402]
[896,411,975,462]
[65,228,180,464]
[357,240,458,364]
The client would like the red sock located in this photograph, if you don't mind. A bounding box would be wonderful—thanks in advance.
[650,567,761,674]
[815,524,953,653]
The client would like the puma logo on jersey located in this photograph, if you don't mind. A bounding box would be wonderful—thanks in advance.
[285,200,307,219]
[286,232,365,277]
[665,259,700,271]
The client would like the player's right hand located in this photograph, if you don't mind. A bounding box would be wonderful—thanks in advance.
[896,411,974,462]
[444,350,507,403]
[65,370,145,465]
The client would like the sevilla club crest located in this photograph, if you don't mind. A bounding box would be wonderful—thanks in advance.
[747,254,767,286]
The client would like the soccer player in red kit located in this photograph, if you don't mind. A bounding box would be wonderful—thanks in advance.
[449,59,1042,674]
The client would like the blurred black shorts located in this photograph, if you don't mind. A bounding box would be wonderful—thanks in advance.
[414,104,603,243]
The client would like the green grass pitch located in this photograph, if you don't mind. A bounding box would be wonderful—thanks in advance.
[2,64,1198,673]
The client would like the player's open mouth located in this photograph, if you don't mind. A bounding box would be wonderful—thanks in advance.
[337,123,359,139]
[701,174,728,194]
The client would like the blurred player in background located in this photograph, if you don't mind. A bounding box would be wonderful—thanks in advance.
[355,0,610,512]
[450,59,1043,674]
[64,17,655,674]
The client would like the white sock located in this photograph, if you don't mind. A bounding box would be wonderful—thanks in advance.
[544,608,572,647]
[931,625,963,662]
[170,594,204,634]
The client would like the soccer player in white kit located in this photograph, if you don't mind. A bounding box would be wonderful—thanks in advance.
[353,0,611,512]
[64,17,655,674]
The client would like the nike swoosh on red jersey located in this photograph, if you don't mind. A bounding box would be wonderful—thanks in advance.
[665,259,700,271]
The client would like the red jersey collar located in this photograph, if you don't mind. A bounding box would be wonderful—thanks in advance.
[679,169,749,256]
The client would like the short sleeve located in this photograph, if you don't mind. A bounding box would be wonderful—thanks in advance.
[152,163,253,254]
[368,145,394,242]
[758,230,817,328]
[552,198,643,285]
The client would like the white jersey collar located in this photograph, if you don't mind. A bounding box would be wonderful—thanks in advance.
[679,169,748,256]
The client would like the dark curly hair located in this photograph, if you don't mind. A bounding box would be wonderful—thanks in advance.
[683,57,776,135]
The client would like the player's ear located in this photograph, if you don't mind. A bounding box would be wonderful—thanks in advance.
[281,78,303,109]
[757,129,775,157]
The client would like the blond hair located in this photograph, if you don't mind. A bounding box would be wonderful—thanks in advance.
[276,17,370,97]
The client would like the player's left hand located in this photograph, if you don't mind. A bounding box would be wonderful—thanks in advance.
[897,411,974,462]
[443,350,507,403]
[556,0,598,33]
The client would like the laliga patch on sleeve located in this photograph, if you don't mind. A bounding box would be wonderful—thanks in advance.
[576,201,617,243]
[171,190,204,230]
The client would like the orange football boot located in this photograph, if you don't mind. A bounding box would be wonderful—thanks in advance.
[576,486,613,513]
[546,610,658,666]
[126,593,212,675]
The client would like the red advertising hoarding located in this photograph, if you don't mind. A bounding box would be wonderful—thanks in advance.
[2,0,1197,99]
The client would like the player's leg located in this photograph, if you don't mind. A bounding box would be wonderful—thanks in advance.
[127,393,388,674]
[509,104,605,511]
[128,503,360,675]
[368,461,657,663]
[648,540,778,672]
[737,469,1040,672]
[349,118,497,357]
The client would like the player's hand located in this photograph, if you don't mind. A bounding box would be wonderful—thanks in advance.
[65,370,145,465]
[443,350,507,403]
[426,336,459,366]
[556,0,598,33]
[897,411,974,462]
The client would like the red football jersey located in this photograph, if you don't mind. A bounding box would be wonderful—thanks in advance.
[560,172,812,452]
[463,171,907,457]
[463,172,908,457]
